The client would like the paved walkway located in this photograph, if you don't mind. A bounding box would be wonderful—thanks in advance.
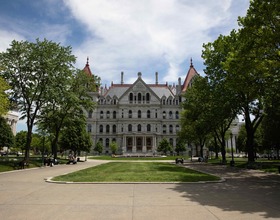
[0,160,279,220]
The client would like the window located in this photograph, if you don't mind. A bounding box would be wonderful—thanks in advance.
[106,111,110,119]
[163,111,166,119]
[169,125,173,133]
[128,124,132,132]
[147,124,151,132]
[87,124,92,132]
[113,125,116,133]
[129,110,132,118]
[122,109,124,118]
[138,93,142,103]
[106,125,110,133]
[169,111,173,119]
[169,138,174,147]
[88,110,93,118]
[106,138,109,147]
[129,93,133,103]
[138,124,141,132]
[147,110,151,118]
[138,110,141,118]
[155,109,158,118]
[99,125,103,133]
[113,111,117,119]
[163,125,166,134]
[146,93,150,103]
[176,125,180,132]
[176,111,179,119]
[100,111,104,119]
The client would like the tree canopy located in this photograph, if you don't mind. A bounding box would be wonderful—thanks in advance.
[0,76,10,116]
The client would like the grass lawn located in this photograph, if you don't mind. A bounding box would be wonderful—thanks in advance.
[89,155,183,161]
[52,162,220,183]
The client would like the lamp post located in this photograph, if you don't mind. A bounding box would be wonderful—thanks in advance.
[230,132,235,167]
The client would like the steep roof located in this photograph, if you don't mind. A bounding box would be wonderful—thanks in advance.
[181,59,199,92]
[83,57,92,76]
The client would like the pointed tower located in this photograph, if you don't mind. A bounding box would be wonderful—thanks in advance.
[83,57,93,76]
[181,58,199,92]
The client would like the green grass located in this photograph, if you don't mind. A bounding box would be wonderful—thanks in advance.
[89,155,183,160]
[52,162,220,182]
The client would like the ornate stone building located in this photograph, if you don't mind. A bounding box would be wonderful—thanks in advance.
[85,60,198,155]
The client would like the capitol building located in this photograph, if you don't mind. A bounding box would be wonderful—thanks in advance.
[84,60,198,155]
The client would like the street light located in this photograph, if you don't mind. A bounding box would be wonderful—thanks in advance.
[230,132,235,167]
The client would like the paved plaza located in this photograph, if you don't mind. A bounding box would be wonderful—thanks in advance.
[0,160,279,220]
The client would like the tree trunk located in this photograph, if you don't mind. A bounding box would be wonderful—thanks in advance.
[24,126,32,161]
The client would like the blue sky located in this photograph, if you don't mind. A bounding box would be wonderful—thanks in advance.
[0,0,250,131]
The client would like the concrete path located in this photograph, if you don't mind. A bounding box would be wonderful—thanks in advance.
[0,160,279,220]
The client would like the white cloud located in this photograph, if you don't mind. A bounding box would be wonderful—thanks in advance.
[64,0,249,86]
[0,30,25,52]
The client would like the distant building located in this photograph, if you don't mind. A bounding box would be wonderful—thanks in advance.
[3,111,19,135]
[85,59,198,155]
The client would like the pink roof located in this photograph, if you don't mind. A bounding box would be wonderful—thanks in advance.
[182,59,199,92]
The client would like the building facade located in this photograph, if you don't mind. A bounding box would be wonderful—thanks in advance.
[85,60,198,155]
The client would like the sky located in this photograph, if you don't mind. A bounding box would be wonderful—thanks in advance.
[0,0,250,131]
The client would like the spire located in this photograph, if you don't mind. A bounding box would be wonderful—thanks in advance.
[181,59,199,92]
[190,57,193,67]
[83,57,92,76]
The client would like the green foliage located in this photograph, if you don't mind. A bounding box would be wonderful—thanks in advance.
[94,141,103,155]
[0,77,10,116]
[158,138,171,155]
[201,0,280,162]
[174,139,186,155]
[0,116,14,149]
[109,141,118,154]
[0,39,76,160]
[59,117,92,154]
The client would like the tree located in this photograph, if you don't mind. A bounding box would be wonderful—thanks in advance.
[0,76,10,116]
[157,138,171,155]
[174,139,186,156]
[59,116,92,155]
[110,141,118,155]
[0,116,14,150]
[94,141,103,155]
[37,69,98,158]
[0,39,76,161]
[202,32,240,163]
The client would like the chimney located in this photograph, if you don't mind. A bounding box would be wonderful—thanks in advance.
[121,72,124,84]
[178,77,182,86]
[155,72,158,85]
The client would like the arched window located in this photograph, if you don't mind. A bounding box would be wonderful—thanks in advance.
[129,93,133,103]
[113,125,116,133]
[169,111,173,119]
[176,111,179,119]
[88,110,93,118]
[138,124,141,132]
[106,111,110,119]
[87,124,92,133]
[138,93,142,103]
[146,93,150,103]
[129,110,132,118]
[147,110,151,118]
[128,124,132,132]
[99,125,103,133]
[99,138,103,145]
[100,111,104,119]
[176,125,180,132]
[113,111,117,119]
[163,111,166,119]
[106,125,110,133]
[138,110,141,118]
[169,125,173,133]
[147,124,151,132]
[106,138,109,147]
[163,125,166,133]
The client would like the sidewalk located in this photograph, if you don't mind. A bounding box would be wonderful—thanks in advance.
[0,160,279,220]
